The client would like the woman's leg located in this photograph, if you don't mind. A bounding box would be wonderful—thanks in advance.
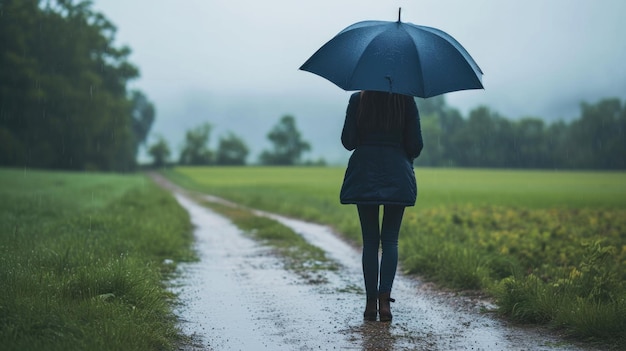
[356,204,380,299]
[378,205,405,294]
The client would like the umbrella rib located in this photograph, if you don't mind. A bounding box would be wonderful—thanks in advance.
[418,25,484,76]
[404,24,483,96]
[345,24,388,91]
[401,25,426,97]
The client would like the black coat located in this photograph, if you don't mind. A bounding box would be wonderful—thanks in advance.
[339,92,423,206]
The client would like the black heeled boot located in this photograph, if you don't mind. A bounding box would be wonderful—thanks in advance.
[363,297,377,321]
[378,292,395,322]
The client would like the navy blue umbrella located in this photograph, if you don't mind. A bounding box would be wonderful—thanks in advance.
[300,10,483,98]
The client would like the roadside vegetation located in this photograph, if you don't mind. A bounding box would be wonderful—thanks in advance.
[199,200,338,283]
[166,166,626,349]
[0,169,194,351]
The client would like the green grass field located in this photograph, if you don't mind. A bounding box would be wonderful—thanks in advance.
[166,166,626,209]
[0,169,194,351]
[414,168,626,209]
[166,166,626,348]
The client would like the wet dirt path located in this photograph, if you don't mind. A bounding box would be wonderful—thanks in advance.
[154,175,596,351]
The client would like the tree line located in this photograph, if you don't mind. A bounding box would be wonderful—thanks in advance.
[148,115,322,167]
[415,96,625,170]
[148,96,625,170]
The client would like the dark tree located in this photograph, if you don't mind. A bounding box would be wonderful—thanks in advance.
[259,115,311,165]
[414,114,443,166]
[511,118,550,168]
[563,98,625,169]
[147,135,170,168]
[0,0,153,171]
[130,90,156,155]
[216,132,249,165]
[179,123,213,165]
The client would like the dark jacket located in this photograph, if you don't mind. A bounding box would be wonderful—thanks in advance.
[339,92,423,206]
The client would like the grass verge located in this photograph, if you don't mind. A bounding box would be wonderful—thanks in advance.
[0,169,194,351]
[400,205,626,348]
[198,199,338,284]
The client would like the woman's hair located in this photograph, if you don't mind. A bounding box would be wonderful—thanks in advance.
[357,91,410,130]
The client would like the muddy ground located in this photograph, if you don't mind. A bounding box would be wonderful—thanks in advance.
[153,175,598,351]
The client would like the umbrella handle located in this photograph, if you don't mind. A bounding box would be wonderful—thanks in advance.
[386,76,393,93]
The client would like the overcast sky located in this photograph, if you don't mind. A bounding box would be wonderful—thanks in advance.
[93,0,626,163]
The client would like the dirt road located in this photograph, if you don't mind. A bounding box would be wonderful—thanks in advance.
[157,176,594,351]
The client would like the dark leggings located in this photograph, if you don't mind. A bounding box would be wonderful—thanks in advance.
[357,204,405,299]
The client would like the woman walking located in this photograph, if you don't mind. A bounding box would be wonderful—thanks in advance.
[340,90,423,322]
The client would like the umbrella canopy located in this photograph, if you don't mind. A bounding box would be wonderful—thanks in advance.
[300,12,484,98]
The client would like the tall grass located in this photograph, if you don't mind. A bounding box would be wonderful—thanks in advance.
[166,166,626,348]
[0,169,194,351]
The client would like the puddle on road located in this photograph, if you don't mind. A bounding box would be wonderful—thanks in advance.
[171,189,595,351]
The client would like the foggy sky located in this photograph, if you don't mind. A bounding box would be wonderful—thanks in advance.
[93,0,626,164]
